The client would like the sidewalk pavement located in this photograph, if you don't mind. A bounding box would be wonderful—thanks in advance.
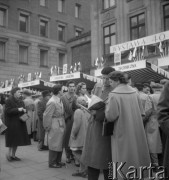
[0,135,104,180]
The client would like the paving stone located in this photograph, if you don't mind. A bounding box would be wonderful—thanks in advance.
[0,135,104,180]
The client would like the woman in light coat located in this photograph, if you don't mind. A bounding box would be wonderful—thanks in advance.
[69,96,90,178]
[145,89,162,166]
[105,71,151,180]
[22,90,35,137]
[43,84,65,168]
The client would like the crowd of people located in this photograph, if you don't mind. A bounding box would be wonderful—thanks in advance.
[0,66,169,180]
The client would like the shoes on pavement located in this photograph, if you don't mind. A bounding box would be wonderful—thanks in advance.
[66,158,71,163]
[72,171,84,177]
[11,156,21,161]
[6,154,13,162]
[49,164,62,168]
[75,163,80,167]
[58,162,66,166]
[72,171,88,178]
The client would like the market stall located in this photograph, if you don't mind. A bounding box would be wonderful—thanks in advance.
[18,79,55,91]
[50,72,102,91]
[94,60,169,83]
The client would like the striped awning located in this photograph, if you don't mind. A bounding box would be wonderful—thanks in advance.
[125,62,169,83]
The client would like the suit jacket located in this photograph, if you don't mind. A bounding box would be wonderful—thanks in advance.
[61,92,76,122]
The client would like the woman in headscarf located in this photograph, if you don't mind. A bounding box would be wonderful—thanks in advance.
[5,87,31,161]
[105,71,151,180]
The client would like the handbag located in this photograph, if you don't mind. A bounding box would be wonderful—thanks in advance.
[20,113,29,122]
[102,118,114,136]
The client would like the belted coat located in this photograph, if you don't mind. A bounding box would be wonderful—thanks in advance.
[43,95,65,152]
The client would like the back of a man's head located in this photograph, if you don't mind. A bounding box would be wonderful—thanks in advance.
[101,66,115,75]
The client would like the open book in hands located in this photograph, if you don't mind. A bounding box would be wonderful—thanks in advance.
[77,95,104,115]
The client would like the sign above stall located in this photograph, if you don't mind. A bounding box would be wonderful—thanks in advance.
[50,72,80,82]
[43,81,55,88]
[18,80,40,88]
[94,60,146,77]
[110,30,169,53]
[0,86,12,93]
[158,56,169,67]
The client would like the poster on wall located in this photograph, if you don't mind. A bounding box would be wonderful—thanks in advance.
[63,64,68,74]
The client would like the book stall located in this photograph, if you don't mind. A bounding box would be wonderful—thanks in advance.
[94,30,169,83]
[17,72,55,91]
[50,63,102,91]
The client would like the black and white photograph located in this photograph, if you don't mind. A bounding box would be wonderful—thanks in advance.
[0,0,169,179]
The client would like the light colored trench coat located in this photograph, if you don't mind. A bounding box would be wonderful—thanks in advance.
[145,92,162,153]
[105,84,151,179]
[24,97,35,135]
[43,95,65,152]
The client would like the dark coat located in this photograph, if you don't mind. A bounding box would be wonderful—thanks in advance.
[5,96,31,147]
[61,93,76,151]
[81,84,112,170]
[37,99,48,141]
[157,81,169,179]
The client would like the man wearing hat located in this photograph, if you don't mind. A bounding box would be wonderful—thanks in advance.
[37,90,51,151]
[22,89,35,138]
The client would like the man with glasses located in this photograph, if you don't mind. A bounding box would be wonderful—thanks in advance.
[61,80,77,163]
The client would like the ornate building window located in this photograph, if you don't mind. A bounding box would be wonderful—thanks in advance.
[164,4,169,30]
[40,49,48,67]
[130,13,146,40]
[19,13,29,33]
[75,4,81,18]
[103,24,116,54]
[58,0,64,13]
[103,0,115,10]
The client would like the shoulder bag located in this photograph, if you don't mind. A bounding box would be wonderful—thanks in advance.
[102,118,114,136]
[20,113,29,122]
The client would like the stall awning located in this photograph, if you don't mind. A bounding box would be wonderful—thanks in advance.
[94,60,169,83]
[18,80,55,91]
[125,63,169,83]
[50,72,102,91]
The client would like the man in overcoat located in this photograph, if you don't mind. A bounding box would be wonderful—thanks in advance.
[61,80,76,163]
[82,66,114,180]
[157,81,169,179]
[37,90,51,151]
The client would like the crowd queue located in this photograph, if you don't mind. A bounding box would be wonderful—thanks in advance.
[0,66,169,180]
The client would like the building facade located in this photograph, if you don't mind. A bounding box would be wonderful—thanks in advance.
[0,0,91,83]
[91,0,169,72]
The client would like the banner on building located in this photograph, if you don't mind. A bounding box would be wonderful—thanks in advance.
[110,30,169,53]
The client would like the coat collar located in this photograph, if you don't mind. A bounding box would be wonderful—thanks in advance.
[65,92,75,100]
[111,84,137,94]
[52,95,61,102]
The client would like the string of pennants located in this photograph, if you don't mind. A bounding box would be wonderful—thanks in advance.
[50,62,81,76]
[111,31,169,64]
